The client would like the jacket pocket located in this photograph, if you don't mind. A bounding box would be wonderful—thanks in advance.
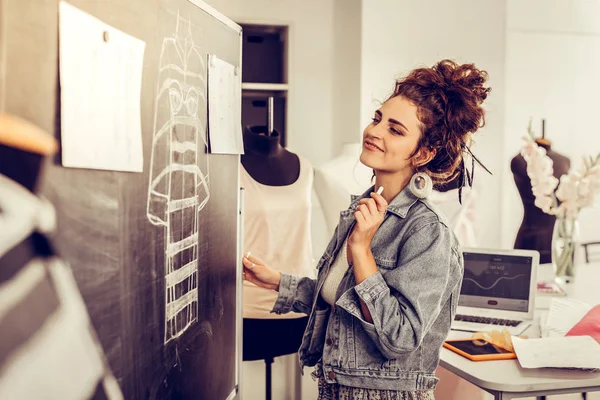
[307,308,330,355]
[316,253,332,270]
[373,255,396,270]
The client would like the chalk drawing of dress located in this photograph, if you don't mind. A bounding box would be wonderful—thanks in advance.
[147,15,210,344]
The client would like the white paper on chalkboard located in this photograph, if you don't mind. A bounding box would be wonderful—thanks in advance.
[207,54,243,154]
[59,1,145,172]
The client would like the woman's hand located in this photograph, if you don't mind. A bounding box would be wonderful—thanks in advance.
[242,252,281,291]
[348,191,388,255]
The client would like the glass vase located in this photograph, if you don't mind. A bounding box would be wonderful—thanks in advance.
[551,216,580,283]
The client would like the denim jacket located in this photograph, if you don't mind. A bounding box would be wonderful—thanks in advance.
[272,185,464,391]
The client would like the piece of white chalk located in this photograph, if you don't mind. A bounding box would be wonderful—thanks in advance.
[245,251,251,259]
[376,186,384,195]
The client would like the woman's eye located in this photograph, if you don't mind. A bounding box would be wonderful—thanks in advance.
[390,128,402,135]
[371,117,380,124]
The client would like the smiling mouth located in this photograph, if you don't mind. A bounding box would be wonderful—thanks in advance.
[364,140,384,152]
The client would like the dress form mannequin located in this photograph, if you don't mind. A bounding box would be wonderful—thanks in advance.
[511,135,570,263]
[241,125,311,399]
[313,143,372,235]
[430,186,478,247]
[241,125,300,186]
[429,165,479,247]
[0,114,122,399]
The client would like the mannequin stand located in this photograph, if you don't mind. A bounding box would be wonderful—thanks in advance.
[265,356,273,400]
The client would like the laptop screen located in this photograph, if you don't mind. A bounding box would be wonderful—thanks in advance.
[459,252,533,312]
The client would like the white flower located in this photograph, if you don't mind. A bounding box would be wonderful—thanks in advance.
[532,176,559,196]
[521,138,539,158]
[534,196,554,213]
[520,133,600,218]
[578,178,591,198]
[555,175,578,203]
[564,201,579,219]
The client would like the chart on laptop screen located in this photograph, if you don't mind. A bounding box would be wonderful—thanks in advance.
[460,253,532,312]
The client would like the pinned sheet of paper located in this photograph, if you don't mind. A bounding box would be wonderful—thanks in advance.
[59,1,146,172]
[207,54,243,154]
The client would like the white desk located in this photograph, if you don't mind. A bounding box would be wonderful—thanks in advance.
[439,263,600,400]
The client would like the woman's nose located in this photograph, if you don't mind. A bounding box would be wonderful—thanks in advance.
[365,123,383,139]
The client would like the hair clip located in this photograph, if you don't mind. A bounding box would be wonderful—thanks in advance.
[457,142,492,204]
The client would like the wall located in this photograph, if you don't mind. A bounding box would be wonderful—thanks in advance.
[502,0,600,248]
[331,0,362,153]
[208,0,336,167]
[359,0,507,248]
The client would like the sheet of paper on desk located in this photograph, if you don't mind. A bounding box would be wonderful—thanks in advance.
[545,298,592,337]
[59,1,145,172]
[207,54,243,154]
[512,336,600,370]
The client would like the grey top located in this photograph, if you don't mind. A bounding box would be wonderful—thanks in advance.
[320,236,349,306]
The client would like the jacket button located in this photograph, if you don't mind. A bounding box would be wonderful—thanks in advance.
[328,371,335,380]
[326,338,333,346]
[427,381,435,389]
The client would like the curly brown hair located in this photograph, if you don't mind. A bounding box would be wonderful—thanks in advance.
[390,59,491,188]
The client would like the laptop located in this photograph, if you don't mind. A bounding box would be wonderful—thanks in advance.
[451,248,539,336]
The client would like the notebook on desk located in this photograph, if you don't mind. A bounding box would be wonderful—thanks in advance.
[451,248,540,336]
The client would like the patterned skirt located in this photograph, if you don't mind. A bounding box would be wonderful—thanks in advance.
[317,377,435,400]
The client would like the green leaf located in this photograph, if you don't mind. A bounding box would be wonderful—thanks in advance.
[583,156,590,170]
[527,118,535,139]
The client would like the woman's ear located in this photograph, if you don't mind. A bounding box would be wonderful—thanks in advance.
[412,147,437,168]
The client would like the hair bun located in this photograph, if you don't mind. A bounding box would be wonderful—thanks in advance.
[389,59,491,189]
[434,60,490,136]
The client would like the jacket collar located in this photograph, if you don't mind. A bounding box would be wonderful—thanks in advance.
[348,184,420,218]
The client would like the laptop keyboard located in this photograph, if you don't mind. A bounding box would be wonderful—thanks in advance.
[454,314,522,327]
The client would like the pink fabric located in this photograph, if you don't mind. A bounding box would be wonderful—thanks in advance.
[566,305,600,344]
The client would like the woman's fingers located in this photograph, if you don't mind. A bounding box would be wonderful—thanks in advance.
[244,251,264,266]
[359,198,378,216]
[243,252,265,271]
[357,203,370,215]
[242,258,263,276]
[370,192,388,213]
[354,210,366,226]
[242,251,280,290]
[243,271,262,286]
[242,256,255,271]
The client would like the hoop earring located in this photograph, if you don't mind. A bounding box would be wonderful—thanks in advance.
[409,171,432,199]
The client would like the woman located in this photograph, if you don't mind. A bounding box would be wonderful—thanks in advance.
[243,59,491,399]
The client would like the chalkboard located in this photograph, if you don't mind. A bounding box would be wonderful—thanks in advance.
[0,0,242,399]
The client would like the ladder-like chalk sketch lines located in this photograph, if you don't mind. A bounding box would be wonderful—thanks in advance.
[147,13,210,344]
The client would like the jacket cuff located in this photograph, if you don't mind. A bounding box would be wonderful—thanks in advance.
[271,272,299,314]
[354,271,388,303]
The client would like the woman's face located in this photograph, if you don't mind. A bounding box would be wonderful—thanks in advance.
[360,96,425,175]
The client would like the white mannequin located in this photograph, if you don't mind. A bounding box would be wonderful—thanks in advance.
[313,143,373,235]
[430,186,478,248]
